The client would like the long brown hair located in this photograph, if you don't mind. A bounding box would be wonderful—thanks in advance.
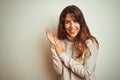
[57,5,99,59]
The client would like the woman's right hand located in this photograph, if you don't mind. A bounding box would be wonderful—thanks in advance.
[46,28,64,55]
[46,28,56,45]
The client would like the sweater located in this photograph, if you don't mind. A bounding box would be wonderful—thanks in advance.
[51,39,98,80]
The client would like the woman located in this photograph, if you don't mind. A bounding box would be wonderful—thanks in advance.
[46,5,99,80]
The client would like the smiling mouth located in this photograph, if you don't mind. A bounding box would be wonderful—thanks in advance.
[69,29,77,33]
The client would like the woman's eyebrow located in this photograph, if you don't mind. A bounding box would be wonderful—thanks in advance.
[65,20,69,21]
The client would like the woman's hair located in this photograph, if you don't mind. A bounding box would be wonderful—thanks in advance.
[57,5,99,59]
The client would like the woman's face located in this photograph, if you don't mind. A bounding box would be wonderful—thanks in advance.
[64,13,80,38]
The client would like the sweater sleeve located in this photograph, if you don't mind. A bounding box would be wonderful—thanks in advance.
[59,39,98,79]
[51,45,63,75]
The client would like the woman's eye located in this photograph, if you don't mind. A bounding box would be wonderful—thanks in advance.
[65,21,70,24]
[74,19,78,23]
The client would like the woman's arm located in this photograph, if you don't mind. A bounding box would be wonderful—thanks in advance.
[51,45,63,75]
[59,39,98,79]
[46,29,64,75]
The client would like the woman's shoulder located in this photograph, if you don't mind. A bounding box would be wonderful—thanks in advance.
[85,39,98,50]
[85,39,99,54]
[85,39,98,46]
[85,39,93,45]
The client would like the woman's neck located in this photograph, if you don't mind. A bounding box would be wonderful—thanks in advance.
[66,35,75,42]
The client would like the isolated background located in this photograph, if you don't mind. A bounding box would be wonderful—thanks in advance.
[0,0,120,80]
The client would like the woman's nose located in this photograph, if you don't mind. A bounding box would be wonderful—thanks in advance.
[70,21,75,28]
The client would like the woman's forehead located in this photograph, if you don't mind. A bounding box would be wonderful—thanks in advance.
[65,13,75,20]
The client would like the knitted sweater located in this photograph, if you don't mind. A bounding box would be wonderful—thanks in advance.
[51,39,98,80]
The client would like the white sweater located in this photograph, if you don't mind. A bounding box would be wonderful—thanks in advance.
[51,39,98,80]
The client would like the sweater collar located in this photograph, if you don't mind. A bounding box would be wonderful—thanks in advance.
[66,35,75,42]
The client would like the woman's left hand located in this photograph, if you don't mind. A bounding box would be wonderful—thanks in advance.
[54,36,64,55]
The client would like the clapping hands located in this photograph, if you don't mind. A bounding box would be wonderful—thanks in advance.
[46,28,64,55]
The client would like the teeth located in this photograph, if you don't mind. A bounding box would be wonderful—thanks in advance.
[69,29,76,32]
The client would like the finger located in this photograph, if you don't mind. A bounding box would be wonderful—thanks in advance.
[46,28,51,35]
[46,28,56,45]
[54,36,59,42]
[53,34,57,37]
[54,36,61,46]
[53,36,57,46]
[46,28,53,38]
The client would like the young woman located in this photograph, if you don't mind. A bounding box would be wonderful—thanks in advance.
[46,5,99,80]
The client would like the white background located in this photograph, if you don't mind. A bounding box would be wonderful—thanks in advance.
[0,0,120,80]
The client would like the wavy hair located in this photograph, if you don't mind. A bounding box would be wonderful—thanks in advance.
[57,5,99,59]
